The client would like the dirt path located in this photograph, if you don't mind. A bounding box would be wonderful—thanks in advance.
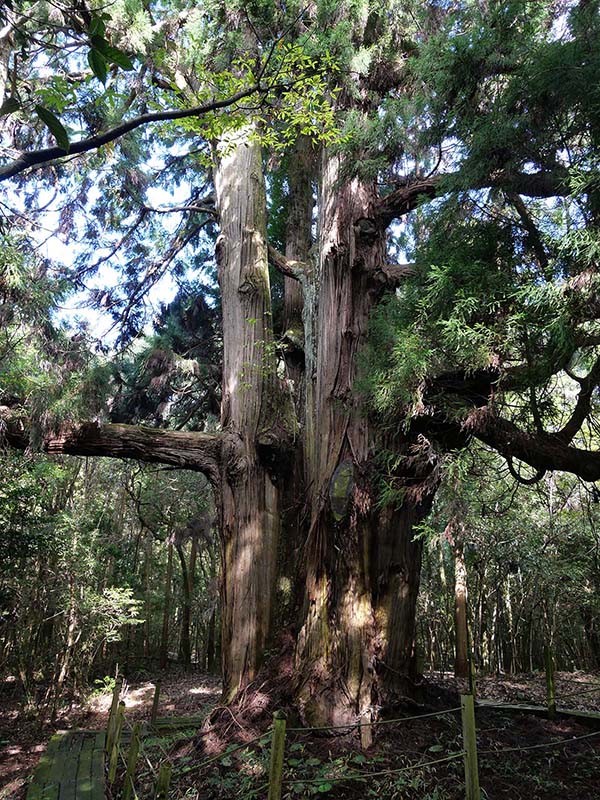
[0,669,221,799]
[2,669,599,799]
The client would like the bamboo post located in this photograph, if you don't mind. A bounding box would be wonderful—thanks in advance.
[108,701,125,783]
[461,694,480,800]
[267,711,287,800]
[544,644,556,718]
[468,653,477,699]
[154,761,172,800]
[122,722,141,800]
[106,677,123,754]
[466,623,476,699]
[150,680,161,725]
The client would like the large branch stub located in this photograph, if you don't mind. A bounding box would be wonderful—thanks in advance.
[0,408,222,483]
[267,244,311,281]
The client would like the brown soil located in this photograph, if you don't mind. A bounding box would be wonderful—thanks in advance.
[173,673,600,800]
[2,669,600,800]
[0,668,220,799]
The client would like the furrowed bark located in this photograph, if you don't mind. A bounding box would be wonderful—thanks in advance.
[293,151,434,726]
[373,499,431,698]
[0,409,222,483]
[215,124,295,701]
[278,135,315,624]
[294,154,381,727]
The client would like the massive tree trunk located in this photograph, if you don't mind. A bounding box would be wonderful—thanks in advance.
[278,137,315,623]
[374,499,433,699]
[214,126,295,701]
[293,151,434,727]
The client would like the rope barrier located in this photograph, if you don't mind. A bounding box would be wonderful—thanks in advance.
[237,780,270,799]
[559,684,600,701]
[286,705,462,733]
[122,711,165,777]
[137,736,159,778]
[479,728,600,756]
[145,730,172,762]
[181,731,272,777]
[282,751,465,785]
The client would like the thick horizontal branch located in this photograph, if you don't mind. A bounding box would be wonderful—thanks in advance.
[0,408,222,483]
[464,407,600,482]
[267,244,311,281]
[0,85,261,181]
[376,169,570,226]
[559,355,600,443]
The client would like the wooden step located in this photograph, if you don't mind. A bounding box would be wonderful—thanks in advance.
[26,731,106,800]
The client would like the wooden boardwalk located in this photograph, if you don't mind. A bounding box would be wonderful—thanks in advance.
[26,731,105,800]
[476,698,600,726]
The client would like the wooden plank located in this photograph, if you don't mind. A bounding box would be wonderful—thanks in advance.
[92,731,105,751]
[26,730,106,800]
[152,714,203,730]
[476,699,600,727]
[89,735,106,800]
[27,734,63,799]
[74,740,94,800]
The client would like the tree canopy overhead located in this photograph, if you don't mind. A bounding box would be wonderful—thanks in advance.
[2,0,600,727]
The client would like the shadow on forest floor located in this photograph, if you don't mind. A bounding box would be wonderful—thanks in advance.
[0,667,221,799]
[2,670,600,800]
[430,669,600,711]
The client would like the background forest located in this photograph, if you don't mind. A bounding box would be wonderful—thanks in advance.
[2,0,600,798]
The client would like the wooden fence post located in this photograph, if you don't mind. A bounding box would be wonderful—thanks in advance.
[122,722,141,800]
[468,656,477,699]
[108,701,125,783]
[106,678,123,754]
[267,711,287,800]
[461,694,480,800]
[544,644,556,719]
[151,680,162,725]
[154,761,172,800]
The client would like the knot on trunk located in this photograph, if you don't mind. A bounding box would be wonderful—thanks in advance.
[354,217,379,245]
[256,379,298,483]
[222,431,248,482]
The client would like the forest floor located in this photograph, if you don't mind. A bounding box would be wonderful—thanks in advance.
[1,669,600,799]
[0,666,220,799]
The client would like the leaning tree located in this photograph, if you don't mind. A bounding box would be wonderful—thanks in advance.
[2,0,600,728]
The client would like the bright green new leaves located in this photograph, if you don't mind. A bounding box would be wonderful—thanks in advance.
[164,42,343,156]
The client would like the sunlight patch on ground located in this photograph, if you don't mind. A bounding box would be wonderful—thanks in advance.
[189,685,220,696]
[123,682,156,708]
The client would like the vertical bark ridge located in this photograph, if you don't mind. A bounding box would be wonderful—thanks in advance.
[215,126,293,700]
